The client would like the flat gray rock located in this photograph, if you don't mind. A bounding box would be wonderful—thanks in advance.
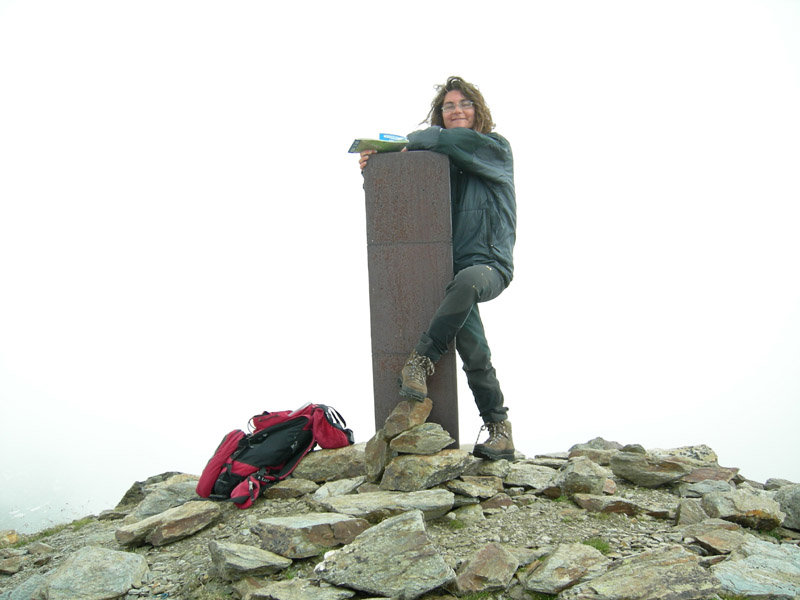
[701,489,785,530]
[246,577,355,600]
[115,500,221,547]
[316,489,454,522]
[775,483,800,530]
[561,544,720,600]
[389,423,455,455]
[380,449,470,492]
[42,546,149,600]
[712,538,800,599]
[315,510,454,600]
[520,542,611,594]
[251,513,370,559]
[292,444,366,482]
[208,539,292,580]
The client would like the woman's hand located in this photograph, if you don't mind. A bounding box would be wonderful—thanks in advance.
[360,147,408,171]
[359,150,376,170]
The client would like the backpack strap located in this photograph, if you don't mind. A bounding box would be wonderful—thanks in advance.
[196,430,246,498]
[324,405,348,429]
[229,475,262,509]
[228,435,317,509]
[312,404,355,447]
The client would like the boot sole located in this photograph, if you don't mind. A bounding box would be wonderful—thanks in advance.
[398,378,426,401]
[472,447,516,462]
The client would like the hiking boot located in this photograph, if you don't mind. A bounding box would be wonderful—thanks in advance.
[399,350,435,401]
[473,420,515,461]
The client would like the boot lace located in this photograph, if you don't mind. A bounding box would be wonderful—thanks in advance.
[475,421,508,446]
[405,352,434,385]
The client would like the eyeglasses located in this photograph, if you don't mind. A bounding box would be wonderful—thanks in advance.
[441,100,474,113]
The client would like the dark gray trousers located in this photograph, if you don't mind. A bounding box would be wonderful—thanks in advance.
[414,264,508,423]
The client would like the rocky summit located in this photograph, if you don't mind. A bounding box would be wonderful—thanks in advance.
[2,400,800,600]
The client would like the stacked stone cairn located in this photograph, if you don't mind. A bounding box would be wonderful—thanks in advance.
[2,399,800,599]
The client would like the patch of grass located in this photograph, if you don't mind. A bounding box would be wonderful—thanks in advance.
[718,595,749,600]
[460,592,493,600]
[552,495,570,503]
[276,552,330,582]
[763,528,782,541]
[447,518,467,530]
[582,537,610,554]
[13,526,64,547]
[524,593,558,600]
[71,517,94,531]
[282,564,301,580]
[590,511,612,520]
[12,516,95,548]
[189,580,236,600]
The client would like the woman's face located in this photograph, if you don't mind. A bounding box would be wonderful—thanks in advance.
[441,90,475,130]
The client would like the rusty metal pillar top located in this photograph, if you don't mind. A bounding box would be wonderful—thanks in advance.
[364,151,452,245]
[363,151,459,446]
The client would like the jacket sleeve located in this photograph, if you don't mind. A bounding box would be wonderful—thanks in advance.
[405,126,513,186]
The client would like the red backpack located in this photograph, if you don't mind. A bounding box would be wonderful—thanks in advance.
[196,403,354,509]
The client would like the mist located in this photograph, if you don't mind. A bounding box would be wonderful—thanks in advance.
[2,0,799,534]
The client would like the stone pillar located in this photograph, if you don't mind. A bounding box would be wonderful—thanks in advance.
[363,151,459,447]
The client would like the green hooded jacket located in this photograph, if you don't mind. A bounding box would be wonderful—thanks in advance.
[406,126,516,285]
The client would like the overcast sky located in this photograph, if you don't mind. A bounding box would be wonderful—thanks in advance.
[2,0,799,533]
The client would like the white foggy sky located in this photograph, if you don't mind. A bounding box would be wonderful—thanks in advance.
[1,0,799,532]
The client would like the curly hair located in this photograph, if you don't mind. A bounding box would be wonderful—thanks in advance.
[425,76,495,134]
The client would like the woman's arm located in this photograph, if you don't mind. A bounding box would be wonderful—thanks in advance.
[406,127,513,185]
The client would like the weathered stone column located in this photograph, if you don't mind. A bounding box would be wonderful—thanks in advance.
[363,151,459,446]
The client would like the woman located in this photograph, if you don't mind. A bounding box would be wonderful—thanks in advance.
[359,76,517,461]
